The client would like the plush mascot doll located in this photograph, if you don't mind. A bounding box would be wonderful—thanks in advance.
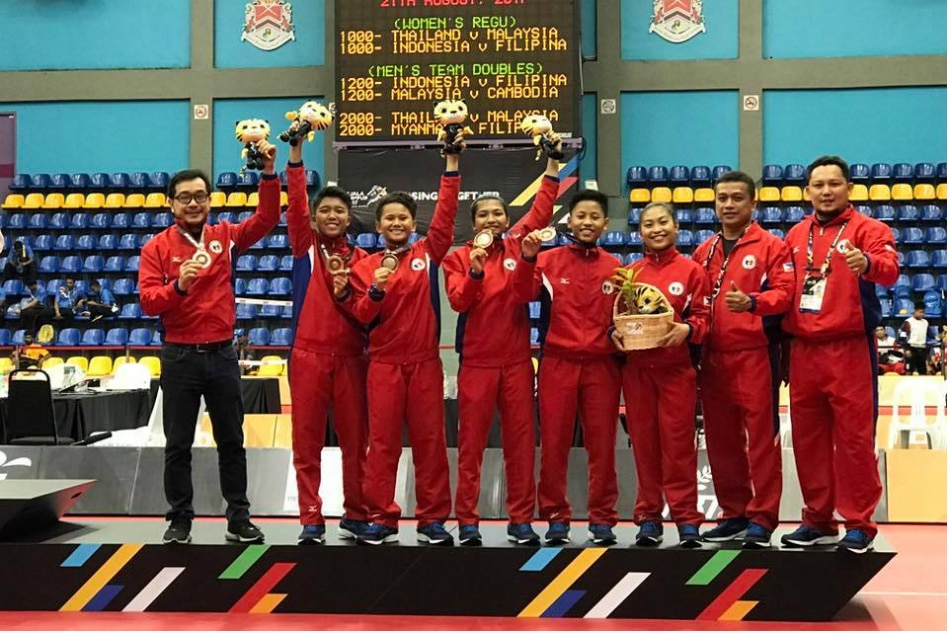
[235,119,271,176]
[279,101,335,147]
[520,114,565,161]
[434,99,473,155]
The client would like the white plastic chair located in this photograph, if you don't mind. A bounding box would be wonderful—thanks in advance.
[887,379,947,449]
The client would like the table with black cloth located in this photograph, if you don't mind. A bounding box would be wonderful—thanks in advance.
[147,377,282,415]
[0,389,152,443]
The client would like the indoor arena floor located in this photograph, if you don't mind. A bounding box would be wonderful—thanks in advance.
[0,520,944,631]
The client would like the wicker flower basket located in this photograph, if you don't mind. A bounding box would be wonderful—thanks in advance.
[612,285,674,351]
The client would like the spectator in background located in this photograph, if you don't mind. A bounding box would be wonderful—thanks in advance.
[3,239,36,287]
[53,277,82,325]
[78,279,119,321]
[11,332,49,370]
[236,333,257,376]
[18,282,51,336]
[900,304,929,375]
[875,326,904,375]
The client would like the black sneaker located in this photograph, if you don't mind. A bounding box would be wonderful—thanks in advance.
[297,524,325,545]
[587,524,617,545]
[701,517,749,542]
[678,524,703,549]
[507,523,541,545]
[780,524,838,548]
[459,524,482,546]
[163,520,192,544]
[338,518,370,540]
[742,522,773,549]
[635,521,663,547]
[225,520,265,544]
[416,522,454,546]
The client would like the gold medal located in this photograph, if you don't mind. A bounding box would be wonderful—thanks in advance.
[380,253,399,272]
[473,229,494,249]
[326,254,345,273]
[191,248,212,269]
[538,226,557,242]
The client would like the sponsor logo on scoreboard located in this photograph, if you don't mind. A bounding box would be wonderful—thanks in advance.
[649,0,706,44]
[242,0,296,52]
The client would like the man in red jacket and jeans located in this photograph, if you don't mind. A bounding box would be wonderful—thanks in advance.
[781,155,898,554]
[139,138,281,545]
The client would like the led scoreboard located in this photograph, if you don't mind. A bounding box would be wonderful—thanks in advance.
[334,0,579,146]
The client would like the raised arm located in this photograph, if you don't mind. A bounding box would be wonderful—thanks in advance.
[509,155,560,236]
[285,160,313,258]
[423,153,461,263]
[232,140,281,252]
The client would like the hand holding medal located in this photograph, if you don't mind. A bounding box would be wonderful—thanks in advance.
[178,258,202,292]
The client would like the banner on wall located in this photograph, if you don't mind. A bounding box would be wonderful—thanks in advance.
[338,147,581,244]
[242,0,295,51]
[649,0,706,43]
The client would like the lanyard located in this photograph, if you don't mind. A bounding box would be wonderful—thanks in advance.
[807,221,849,277]
[702,226,747,299]
[178,226,206,252]
[319,241,351,264]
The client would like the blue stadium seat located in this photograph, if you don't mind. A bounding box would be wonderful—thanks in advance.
[76,235,97,251]
[674,209,692,225]
[938,163,947,181]
[33,235,52,251]
[56,328,81,346]
[926,227,947,244]
[669,165,689,185]
[9,174,31,192]
[38,256,59,274]
[246,278,268,295]
[98,234,118,251]
[784,206,805,223]
[152,212,173,227]
[31,174,51,190]
[694,230,715,245]
[528,301,541,320]
[237,255,256,271]
[897,205,919,221]
[626,232,643,247]
[90,173,109,189]
[760,206,783,225]
[132,212,151,228]
[761,164,783,185]
[151,330,162,346]
[938,274,947,291]
[236,303,259,320]
[690,166,711,185]
[237,171,259,188]
[892,163,914,182]
[711,165,731,180]
[149,172,170,191]
[68,213,88,229]
[912,274,936,292]
[130,172,149,189]
[216,172,238,190]
[603,231,624,247]
[530,327,540,346]
[125,256,140,271]
[236,211,253,223]
[893,274,911,298]
[271,327,293,346]
[768,229,785,239]
[281,304,293,319]
[45,279,62,296]
[627,208,642,226]
[82,255,104,273]
[356,233,376,249]
[870,163,892,182]
[693,207,715,225]
[676,230,693,247]
[10,330,26,346]
[279,255,293,271]
[914,163,936,181]
[267,234,289,249]
[248,328,270,346]
[305,170,320,189]
[932,250,947,268]
[878,299,892,317]
[622,252,641,266]
[118,234,138,250]
[889,227,900,243]
[874,205,895,222]
[104,256,125,272]
[0,330,11,346]
[110,173,130,189]
[69,173,90,191]
[137,234,153,248]
[215,211,235,224]
[848,163,870,183]
[921,205,943,222]
[376,234,390,249]
[784,164,806,184]
[105,328,129,346]
[906,250,930,268]
[648,166,668,184]
[258,304,281,319]
[129,328,152,346]
[119,303,142,320]
[900,228,924,244]
[91,212,111,228]
[875,284,889,298]
[60,256,82,273]
[49,174,69,190]
[257,255,279,271]
[112,213,130,229]
[626,166,647,186]
[2,280,23,297]
[7,214,26,230]
[234,278,248,296]
[923,292,944,319]
[27,213,48,229]
[893,298,915,317]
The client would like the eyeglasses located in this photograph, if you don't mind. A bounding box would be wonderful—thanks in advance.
[173,192,209,205]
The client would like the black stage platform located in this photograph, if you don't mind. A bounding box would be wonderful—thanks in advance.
[1,519,894,621]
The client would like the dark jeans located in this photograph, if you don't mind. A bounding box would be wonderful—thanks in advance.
[2,262,36,287]
[86,304,117,319]
[20,305,52,335]
[160,342,250,524]
[906,346,929,375]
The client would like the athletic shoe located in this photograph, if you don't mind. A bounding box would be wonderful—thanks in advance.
[417,522,454,546]
[357,523,399,546]
[338,518,370,540]
[587,524,617,545]
[507,523,541,545]
[836,529,874,554]
[701,517,750,542]
[162,520,192,544]
[297,524,325,545]
[459,524,482,546]
[780,524,839,547]
[678,525,702,549]
[635,521,663,546]
[225,521,265,544]
[742,522,772,549]
[544,522,571,545]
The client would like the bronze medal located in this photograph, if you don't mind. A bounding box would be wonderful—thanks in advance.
[326,254,345,273]
[380,253,399,272]
[191,248,212,269]
[538,226,557,242]
[473,229,494,249]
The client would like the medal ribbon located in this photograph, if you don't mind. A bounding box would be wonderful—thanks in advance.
[806,221,849,278]
[177,226,207,256]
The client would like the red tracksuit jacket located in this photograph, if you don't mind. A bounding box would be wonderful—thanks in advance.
[286,163,367,356]
[691,222,794,352]
[783,205,899,341]
[624,248,711,365]
[341,173,460,363]
[139,175,281,343]
[443,174,559,367]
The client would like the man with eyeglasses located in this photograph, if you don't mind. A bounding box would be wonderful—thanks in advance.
[139,138,281,545]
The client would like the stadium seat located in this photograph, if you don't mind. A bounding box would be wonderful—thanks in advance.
[281,304,293,319]
[149,172,170,191]
[271,328,293,346]
[932,250,947,268]
[784,206,805,223]
[152,212,173,227]
[2,280,23,297]
[103,193,125,209]
[693,188,714,203]
[247,278,269,296]
[905,250,930,268]
[923,291,943,318]
[875,284,889,298]
[236,303,259,320]
[49,174,69,191]
[226,192,248,208]
[768,229,785,239]
[98,232,119,249]
[111,356,136,373]
[69,212,89,229]
[912,274,936,292]
[648,166,668,184]
[897,205,919,221]
[870,163,892,182]
[0,330,10,347]
[237,171,259,189]
[259,304,282,319]
[690,166,711,185]
[921,201,942,220]
[6,214,26,229]
[621,252,641,266]
[1,194,24,209]
[81,329,105,346]
[891,162,913,182]
[91,212,111,228]
[937,274,947,291]
[236,255,256,271]
[869,185,891,201]
[118,234,138,250]
[137,234,153,248]
[151,330,162,346]
[125,256,140,271]
[914,162,936,181]
[210,191,228,208]
[144,193,166,208]
[694,208,716,224]
[669,186,692,204]
[87,356,113,376]
[132,212,151,228]
[711,166,731,180]
[33,235,52,251]
[248,328,270,346]
[137,356,161,376]
[93,172,111,189]
[112,213,130,229]
[76,235,97,251]
[279,255,294,271]
[784,164,805,184]
[82,255,104,273]
[215,211,235,224]
[123,193,145,208]
[63,193,85,209]
[875,205,896,222]
[849,184,868,202]
[66,356,89,372]
[780,186,803,202]
[128,328,152,346]
[676,231,693,247]
[530,328,540,346]
[761,164,783,185]
[217,172,238,190]
[674,209,692,225]
[603,231,624,247]
[27,213,48,230]
[694,230,715,245]
[926,227,947,244]
[938,183,948,201]
[629,188,650,204]
[893,274,911,297]
[914,184,936,200]
[60,256,81,273]
[528,301,541,320]
[627,208,642,226]
[891,183,913,201]
[878,299,892,318]
[11,330,25,346]
[356,233,376,249]
[9,175,31,192]
[626,166,648,186]
[105,328,129,346]
[31,174,51,190]
[758,187,780,203]
[257,355,284,377]
[54,235,75,251]
[108,173,131,189]
[66,173,90,191]
[56,328,81,346]
[900,228,924,244]
[234,278,248,296]
[894,299,914,317]
[626,232,643,247]
[38,256,59,274]
[44,279,62,295]
[257,255,279,271]
[246,192,260,208]
[760,207,783,225]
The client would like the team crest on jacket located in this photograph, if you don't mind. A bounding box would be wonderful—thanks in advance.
[411,258,426,271]
[668,282,684,296]
[649,0,706,44]
[209,240,223,254]
[241,0,296,51]
[836,240,851,254]
[742,254,756,269]
[602,281,615,295]
[503,258,517,271]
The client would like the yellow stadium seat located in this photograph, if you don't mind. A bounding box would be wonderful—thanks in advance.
[84,193,106,209]
[629,188,650,204]
[780,186,803,202]
[869,184,891,201]
[758,187,780,202]
[226,192,248,208]
[87,356,113,376]
[66,356,89,372]
[22,193,45,209]
[43,357,64,369]
[123,193,146,208]
[246,192,260,208]
[42,193,65,209]
[280,191,289,207]
[693,188,715,203]
[850,184,869,201]
[672,187,693,204]
[63,193,85,209]
[103,193,125,208]
[891,183,913,201]
[258,355,284,377]
[914,184,936,200]
[0,358,13,375]
[650,187,672,204]
[1,194,24,209]
[937,183,947,200]
[111,356,136,374]
[144,193,167,208]
[210,191,227,208]
[138,356,161,376]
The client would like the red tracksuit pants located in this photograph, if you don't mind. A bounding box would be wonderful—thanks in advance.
[364,357,451,528]
[789,336,881,537]
[455,361,536,525]
[538,355,621,526]
[700,347,782,530]
[623,360,704,527]
[289,348,369,525]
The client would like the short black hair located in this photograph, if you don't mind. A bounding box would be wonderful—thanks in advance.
[312,186,353,213]
[168,169,212,199]
[568,189,608,216]
[470,195,509,224]
[806,155,850,183]
[715,170,756,199]
[640,202,678,228]
[375,191,417,221]
[915,302,926,311]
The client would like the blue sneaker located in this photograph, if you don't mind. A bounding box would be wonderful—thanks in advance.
[338,518,369,540]
[459,524,482,546]
[780,524,838,548]
[417,522,454,546]
[742,522,772,549]
[297,524,326,544]
[701,517,749,542]
[836,529,874,554]
[507,523,540,545]
[678,525,702,549]
[544,522,571,545]
[587,524,617,545]
[635,521,663,546]
[357,522,399,546]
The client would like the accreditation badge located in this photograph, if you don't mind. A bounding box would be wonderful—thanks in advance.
[799,275,826,314]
